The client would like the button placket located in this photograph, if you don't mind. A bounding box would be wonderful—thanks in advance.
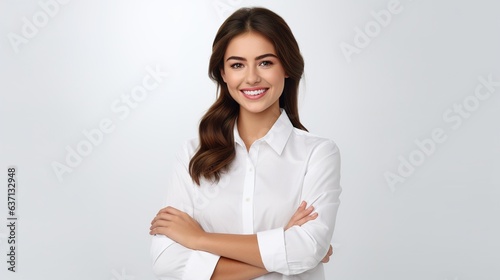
[241,149,256,233]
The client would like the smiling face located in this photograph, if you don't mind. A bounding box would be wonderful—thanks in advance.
[221,32,288,117]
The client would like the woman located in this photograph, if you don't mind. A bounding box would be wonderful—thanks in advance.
[150,7,341,279]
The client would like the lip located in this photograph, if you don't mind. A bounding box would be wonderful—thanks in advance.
[240,87,268,100]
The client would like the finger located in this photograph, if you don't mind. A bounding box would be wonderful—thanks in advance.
[288,207,316,228]
[156,206,184,219]
[321,256,329,263]
[151,212,177,225]
[295,212,318,226]
[157,206,182,215]
[303,205,315,216]
[150,219,171,230]
[150,213,179,227]
[156,206,171,215]
[152,208,172,224]
[290,202,307,218]
[299,205,314,216]
[298,201,306,209]
[291,205,314,221]
[152,212,174,223]
[150,226,170,236]
[298,212,317,224]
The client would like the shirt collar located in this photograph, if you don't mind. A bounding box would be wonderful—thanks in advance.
[233,109,294,155]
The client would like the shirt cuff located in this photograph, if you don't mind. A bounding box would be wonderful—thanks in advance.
[183,250,220,280]
[257,227,289,275]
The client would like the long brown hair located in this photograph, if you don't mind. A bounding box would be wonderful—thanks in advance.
[189,7,307,185]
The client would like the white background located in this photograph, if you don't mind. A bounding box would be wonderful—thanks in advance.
[1,0,499,279]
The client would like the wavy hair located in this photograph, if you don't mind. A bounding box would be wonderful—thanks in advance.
[189,7,307,185]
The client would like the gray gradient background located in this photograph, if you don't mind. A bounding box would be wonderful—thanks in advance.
[1,0,499,279]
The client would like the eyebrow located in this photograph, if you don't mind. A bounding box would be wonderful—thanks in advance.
[226,53,278,62]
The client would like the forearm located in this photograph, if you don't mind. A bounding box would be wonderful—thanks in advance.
[211,257,268,280]
[198,232,266,269]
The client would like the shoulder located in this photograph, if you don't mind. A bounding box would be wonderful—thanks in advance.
[289,129,341,175]
[173,137,200,166]
[182,137,200,155]
[290,128,340,156]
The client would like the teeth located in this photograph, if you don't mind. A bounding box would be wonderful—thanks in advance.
[242,89,266,96]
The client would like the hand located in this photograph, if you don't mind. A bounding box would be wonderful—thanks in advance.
[149,206,205,249]
[285,202,333,264]
[321,245,333,263]
[284,201,318,231]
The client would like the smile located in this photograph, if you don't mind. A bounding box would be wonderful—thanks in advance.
[240,88,268,99]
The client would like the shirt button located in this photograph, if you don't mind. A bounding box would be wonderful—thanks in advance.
[249,167,253,172]
[245,197,251,202]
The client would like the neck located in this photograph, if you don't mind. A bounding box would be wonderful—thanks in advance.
[237,106,281,151]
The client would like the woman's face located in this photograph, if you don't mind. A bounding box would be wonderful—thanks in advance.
[221,31,287,117]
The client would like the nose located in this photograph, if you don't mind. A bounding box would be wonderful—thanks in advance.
[245,66,261,85]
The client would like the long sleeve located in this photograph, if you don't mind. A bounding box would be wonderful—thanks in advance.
[257,139,341,275]
[150,141,221,279]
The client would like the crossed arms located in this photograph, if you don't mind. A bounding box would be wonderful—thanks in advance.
[150,140,341,279]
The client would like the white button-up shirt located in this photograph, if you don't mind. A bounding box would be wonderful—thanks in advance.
[151,109,342,279]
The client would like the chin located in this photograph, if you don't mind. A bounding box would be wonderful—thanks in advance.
[241,103,278,114]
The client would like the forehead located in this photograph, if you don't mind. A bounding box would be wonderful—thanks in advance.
[224,32,276,59]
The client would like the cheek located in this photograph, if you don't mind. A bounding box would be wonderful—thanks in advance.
[224,74,243,89]
[267,73,286,89]
[263,68,286,83]
[224,76,240,97]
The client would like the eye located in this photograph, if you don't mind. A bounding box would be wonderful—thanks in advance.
[230,63,244,69]
[259,60,273,67]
